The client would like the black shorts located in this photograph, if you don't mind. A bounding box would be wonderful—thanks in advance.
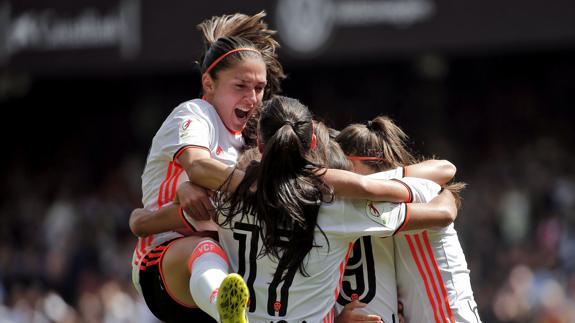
[139,239,216,323]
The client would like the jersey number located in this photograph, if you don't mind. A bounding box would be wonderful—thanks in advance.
[233,222,295,317]
[337,236,376,305]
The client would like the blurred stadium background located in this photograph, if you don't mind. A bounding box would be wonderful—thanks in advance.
[1,0,574,322]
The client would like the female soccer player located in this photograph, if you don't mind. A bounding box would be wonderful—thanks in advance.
[132,11,284,323]
[337,116,481,323]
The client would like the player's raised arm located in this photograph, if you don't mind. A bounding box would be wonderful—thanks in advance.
[401,188,458,231]
[323,168,412,202]
[129,204,183,237]
[189,157,414,203]
[404,159,456,185]
[188,158,244,192]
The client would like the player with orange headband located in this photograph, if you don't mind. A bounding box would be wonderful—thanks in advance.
[335,116,480,323]
[130,11,285,322]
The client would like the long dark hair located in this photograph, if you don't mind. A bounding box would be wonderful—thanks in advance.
[216,96,333,280]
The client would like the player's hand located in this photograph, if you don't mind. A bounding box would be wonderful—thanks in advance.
[176,181,214,220]
[335,300,384,323]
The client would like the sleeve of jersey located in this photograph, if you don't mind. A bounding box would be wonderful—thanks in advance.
[161,105,213,160]
[365,167,404,180]
[397,177,441,203]
[340,199,407,238]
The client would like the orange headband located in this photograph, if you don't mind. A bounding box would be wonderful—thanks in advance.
[204,48,260,75]
[346,156,386,161]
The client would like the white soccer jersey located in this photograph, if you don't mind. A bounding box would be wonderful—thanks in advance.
[394,179,482,323]
[217,198,409,323]
[335,167,404,323]
[132,98,244,293]
[335,171,448,323]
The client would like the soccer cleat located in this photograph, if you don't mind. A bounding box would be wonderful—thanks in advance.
[217,273,249,323]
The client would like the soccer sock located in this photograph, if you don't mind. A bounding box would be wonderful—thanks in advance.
[188,239,230,320]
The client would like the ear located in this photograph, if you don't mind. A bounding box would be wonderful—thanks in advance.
[201,73,215,95]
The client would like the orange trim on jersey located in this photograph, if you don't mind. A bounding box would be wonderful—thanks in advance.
[140,236,153,261]
[335,242,354,300]
[157,239,196,308]
[187,240,230,273]
[158,162,184,208]
[134,236,157,264]
[405,234,442,323]
[158,162,175,208]
[323,307,335,323]
[394,204,411,235]
[391,178,413,203]
[145,250,165,258]
[173,145,211,162]
[222,122,243,136]
[164,164,183,205]
[170,167,185,201]
[179,207,197,232]
[141,258,161,265]
[143,258,161,267]
[138,237,146,257]
[135,239,143,258]
[423,231,455,323]
[414,233,449,323]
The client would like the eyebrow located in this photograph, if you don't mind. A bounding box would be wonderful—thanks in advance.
[234,77,266,85]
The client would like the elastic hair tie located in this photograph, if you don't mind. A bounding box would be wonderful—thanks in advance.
[204,48,260,75]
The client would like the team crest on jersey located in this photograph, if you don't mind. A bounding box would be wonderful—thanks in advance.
[367,201,380,216]
[182,119,192,130]
[365,201,392,226]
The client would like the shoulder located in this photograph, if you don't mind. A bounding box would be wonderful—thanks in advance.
[169,99,216,127]
[175,99,210,116]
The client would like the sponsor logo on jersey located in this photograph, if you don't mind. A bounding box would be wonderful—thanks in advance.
[216,146,223,155]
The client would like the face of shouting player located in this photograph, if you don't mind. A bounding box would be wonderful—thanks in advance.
[203,57,267,132]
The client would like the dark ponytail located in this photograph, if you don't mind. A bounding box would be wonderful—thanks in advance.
[216,96,332,280]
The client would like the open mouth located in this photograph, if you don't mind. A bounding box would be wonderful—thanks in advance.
[234,108,250,119]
